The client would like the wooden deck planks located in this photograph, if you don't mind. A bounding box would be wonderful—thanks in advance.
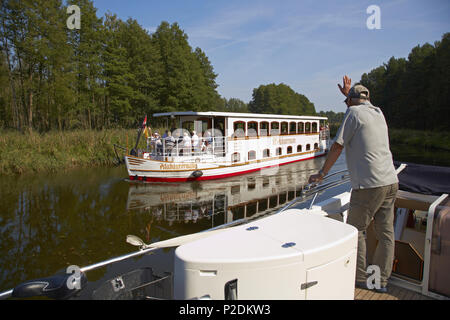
[354,284,432,300]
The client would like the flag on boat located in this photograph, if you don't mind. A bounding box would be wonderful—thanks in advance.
[142,115,151,139]
[144,126,150,139]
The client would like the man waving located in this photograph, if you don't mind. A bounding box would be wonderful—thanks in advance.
[309,76,398,293]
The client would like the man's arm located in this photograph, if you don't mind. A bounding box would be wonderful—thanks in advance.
[308,142,344,183]
[307,75,350,183]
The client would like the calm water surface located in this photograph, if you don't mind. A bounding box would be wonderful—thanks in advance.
[0,155,348,297]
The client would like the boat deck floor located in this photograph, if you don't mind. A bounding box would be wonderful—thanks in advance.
[355,285,432,300]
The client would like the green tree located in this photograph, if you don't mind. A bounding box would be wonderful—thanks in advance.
[150,22,221,113]
[0,0,76,131]
[103,14,140,127]
[429,33,450,131]
[193,47,221,111]
[248,83,316,115]
[67,0,105,129]
[0,51,10,127]
[224,98,248,113]
[151,22,193,112]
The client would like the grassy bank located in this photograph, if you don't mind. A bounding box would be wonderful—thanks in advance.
[0,129,144,175]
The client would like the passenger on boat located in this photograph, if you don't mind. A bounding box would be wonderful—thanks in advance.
[164,131,176,156]
[182,132,192,156]
[192,131,200,155]
[200,140,207,153]
[309,76,399,293]
[146,135,151,152]
[204,130,212,142]
[150,133,157,153]
[154,133,163,155]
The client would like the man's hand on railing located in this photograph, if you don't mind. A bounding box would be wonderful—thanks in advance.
[308,173,324,184]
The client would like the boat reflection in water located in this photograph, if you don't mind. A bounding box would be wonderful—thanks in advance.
[85,159,327,300]
[125,158,321,235]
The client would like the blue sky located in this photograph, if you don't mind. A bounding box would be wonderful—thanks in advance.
[92,0,450,113]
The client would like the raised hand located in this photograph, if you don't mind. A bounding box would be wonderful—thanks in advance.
[338,75,352,97]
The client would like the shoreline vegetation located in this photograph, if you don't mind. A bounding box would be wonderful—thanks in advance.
[0,128,448,176]
[0,129,138,175]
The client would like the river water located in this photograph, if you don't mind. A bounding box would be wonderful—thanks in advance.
[0,154,348,298]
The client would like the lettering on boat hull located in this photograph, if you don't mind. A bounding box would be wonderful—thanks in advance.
[160,163,198,170]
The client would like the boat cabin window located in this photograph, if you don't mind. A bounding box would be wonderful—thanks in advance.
[247,121,258,137]
[312,122,318,133]
[248,150,256,160]
[231,185,240,195]
[232,152,240,163]
[305,122,311,133]
[260,122,269,136]
[281,122,288,135]
[298,122,304,134]
[287,146,293,154]
[297,145,302,152]
[276,147,282,156]
[270,122,280,136]
[306,144,311,151]
[247,177,256,190]
[289,122,296,134]
[263,149,270,158]
[314,143,319,150]
[233,121,246,139]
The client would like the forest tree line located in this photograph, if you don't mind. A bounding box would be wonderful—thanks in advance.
[360,33,449,131]
[0,0,225,131]
[0,0,316,132]
[1,0,447,133]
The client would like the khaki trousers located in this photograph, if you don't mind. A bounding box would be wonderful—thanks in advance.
[347,183,399,286]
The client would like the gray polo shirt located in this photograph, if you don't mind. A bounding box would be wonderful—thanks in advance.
[335,101,398,189]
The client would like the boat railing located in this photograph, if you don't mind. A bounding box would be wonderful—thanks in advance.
[279,169,350,213]
[141,135,227,161]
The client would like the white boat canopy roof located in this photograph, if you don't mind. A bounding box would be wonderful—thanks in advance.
[153,111,327,121]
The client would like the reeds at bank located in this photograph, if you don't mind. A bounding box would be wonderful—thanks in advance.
[0,129,144,175]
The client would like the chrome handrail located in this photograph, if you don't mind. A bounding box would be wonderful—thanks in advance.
[278,169,350,213]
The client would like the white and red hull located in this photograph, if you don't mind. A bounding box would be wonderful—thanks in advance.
[125,149,327,183]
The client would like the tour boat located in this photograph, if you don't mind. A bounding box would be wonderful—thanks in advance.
[124,112,330,182]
